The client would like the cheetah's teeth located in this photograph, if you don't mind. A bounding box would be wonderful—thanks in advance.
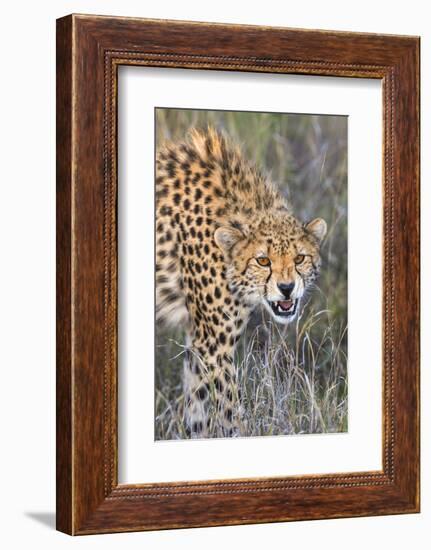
[266,298,298,317]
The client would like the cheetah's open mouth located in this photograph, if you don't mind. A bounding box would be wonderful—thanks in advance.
[267,298,298,318]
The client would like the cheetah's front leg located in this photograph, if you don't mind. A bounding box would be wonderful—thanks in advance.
[183,335,238,438]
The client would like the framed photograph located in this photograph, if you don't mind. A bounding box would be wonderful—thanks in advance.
[56,14,420,534]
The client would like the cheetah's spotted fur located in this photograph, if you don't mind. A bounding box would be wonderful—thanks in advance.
[156,128,327,437]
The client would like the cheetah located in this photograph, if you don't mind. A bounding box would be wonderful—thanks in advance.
[155,127,327,438]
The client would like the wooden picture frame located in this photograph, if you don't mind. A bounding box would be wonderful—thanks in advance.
[56,14,420,535]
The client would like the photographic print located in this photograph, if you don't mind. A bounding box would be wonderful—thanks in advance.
[57,16,420,533]
[155,108,348,440]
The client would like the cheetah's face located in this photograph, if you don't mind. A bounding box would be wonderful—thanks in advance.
[214,217,327,325]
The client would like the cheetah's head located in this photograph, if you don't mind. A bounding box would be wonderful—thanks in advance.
[214,216,327,324]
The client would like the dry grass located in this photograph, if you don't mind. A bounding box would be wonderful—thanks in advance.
[154,108,348,440]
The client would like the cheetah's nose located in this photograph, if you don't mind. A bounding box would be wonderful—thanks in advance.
[277,282,295,299]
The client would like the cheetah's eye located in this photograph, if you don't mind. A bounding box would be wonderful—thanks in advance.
[256,256,271,267]
[294,254,305,265]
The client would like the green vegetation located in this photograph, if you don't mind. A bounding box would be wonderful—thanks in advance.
[155,108,348,439]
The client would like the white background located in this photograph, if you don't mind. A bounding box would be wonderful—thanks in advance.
[0,1,428,549]
[119,68,382,483]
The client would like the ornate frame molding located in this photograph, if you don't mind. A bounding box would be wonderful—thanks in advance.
[57,14,419,534]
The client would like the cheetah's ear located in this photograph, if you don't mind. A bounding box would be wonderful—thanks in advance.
[305,218,327,243]
[214,226,244,254]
